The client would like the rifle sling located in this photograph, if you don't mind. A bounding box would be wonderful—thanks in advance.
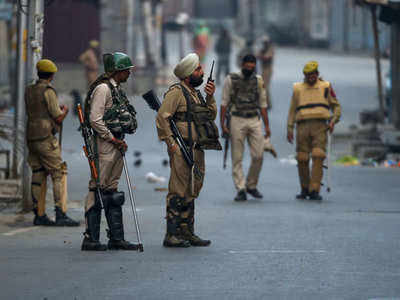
[179,85,194,152]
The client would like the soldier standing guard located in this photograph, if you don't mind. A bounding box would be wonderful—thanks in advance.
[25,59,79,226]
[287,61,341,201]
[81,52,139,251]
[156,53,221,248]
[220,54,271,202]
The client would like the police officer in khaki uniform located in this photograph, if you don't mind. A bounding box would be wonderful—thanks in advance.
[287,61,341,200]
[257,35,274,109]
[156,53,221,248]
[221,54,271,202]
[25,59,79,227]
[79,40,100,87]
[81,52,139,251]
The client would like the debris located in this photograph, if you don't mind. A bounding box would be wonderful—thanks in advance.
[145,172,166,183]
[134,159,142,167]
[279,155,297,165]
[154,187,168,192]
[134,151,142,157]
[162,159,169,167]
[335,155,359,166]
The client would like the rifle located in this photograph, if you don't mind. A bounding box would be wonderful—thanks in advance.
[222,108,231,169]
[142,90,201,180]
[76,104,107,211]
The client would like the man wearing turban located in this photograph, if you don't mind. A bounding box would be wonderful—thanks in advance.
[287,61,341,201]
[156,53,219,247]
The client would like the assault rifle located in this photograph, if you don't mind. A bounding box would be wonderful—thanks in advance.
[76,104,106,210]
[142,90,202,180]
[222,107,231,170]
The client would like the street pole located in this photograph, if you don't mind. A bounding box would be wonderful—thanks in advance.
[12,0,27,179]
[141,0,155,67]
[370,4,385,120]
[19,0,44,212]
[391,18,400,129]
[126,0,134,59]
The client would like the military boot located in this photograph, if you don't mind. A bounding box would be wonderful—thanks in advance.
[104,191,139,250]
[81,207,107,251]
[296,188,309,200]
[234,189,247,202]
[246,187,263,199]
[55,207,80,227]
[309,191,323,201]
[163,219,190,248]
[180,223,211,247]
[33,214,56,226]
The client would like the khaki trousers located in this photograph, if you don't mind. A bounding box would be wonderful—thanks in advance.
[166,147,205,220]
[27,135,67,215]
[296,120,328,193]
[84,137,123,212]
[262,65,273,108]
[230,115,264,191]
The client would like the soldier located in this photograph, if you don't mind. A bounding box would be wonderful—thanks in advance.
[81,52,139,251]
[257,35,274,109]
[79,40,100,87]
[220,54,271,202]
[156,53,221,247]
[25,59,79,227]
[287,61,341,201]
[215,27,231,85]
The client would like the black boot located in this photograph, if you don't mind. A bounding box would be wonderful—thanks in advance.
[309,191,323,201]
[180,201,210,247]
[296,188,309,200]
[81,207,107,251]
[55,207,80,227]
[234,189,247,202]
[33,214,56,226]
[246,187,263,199]
[104,191,139,250]
[163,219,191,248]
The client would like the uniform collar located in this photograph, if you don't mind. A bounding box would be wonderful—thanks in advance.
[109,77,119,88]
[180,80,197,97]
[37,78,52,86]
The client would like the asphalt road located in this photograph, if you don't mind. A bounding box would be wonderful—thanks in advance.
[1,47,400,300]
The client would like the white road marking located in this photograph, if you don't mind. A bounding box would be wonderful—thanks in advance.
[229,250,327,254]
[3,227,39,236]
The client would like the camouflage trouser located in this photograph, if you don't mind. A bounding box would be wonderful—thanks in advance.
[230,115,264,191]
[84,137,123,213]
[27,135,67,215]
[296,119,328,193]
[166,147,205,235]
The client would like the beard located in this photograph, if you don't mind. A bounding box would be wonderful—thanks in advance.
[242,68,254,78]
[189,74,203,87]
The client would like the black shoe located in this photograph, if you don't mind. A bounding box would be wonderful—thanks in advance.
[33,214,56,226]
[81,236,107,251]
[246,187,263,199]
[309,191,323,201]
[296,188,309,200]
[55,207,80,227]
[108,239,139,250]
[234,189,247,202]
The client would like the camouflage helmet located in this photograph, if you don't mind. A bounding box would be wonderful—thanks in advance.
[103,52,134,74]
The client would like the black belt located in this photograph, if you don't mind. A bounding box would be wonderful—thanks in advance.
[231,111,259,118]
[296,103,330,112]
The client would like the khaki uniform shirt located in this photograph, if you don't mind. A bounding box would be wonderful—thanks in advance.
[156,81,217,144]
[44,85,63,121]
[221,73,268,112]
[79,48,99,72]
[89,78,118,142]
[287,79,341,134]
